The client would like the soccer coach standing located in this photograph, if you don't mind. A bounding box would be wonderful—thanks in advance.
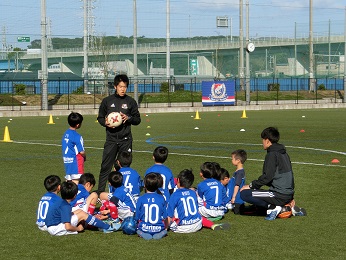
[96,74,141,194]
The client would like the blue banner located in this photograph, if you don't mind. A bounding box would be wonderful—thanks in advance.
[202,80,235,106]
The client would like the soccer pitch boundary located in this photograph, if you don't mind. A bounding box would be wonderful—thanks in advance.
[12,140,346,168]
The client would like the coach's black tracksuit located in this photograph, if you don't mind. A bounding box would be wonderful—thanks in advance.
[241,143,295,207]
[96,93,141,194]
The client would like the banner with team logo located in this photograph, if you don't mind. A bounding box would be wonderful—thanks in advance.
[202,80,235,106]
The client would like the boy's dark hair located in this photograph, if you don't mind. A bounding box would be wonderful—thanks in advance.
[231,149,248,164]
[78,173,96,186]
[44,175,61,192]
[200,162,215,179]
[117,151,132,167]
[67,112,83,127]
[114,74,129,87]
[144,172,161,192]
[211,161,221,181]
[261,127,280,143]
[153,146,169,164]
[108,171,123,189]
[60,181,78,200]
[177,169,194,189]
[220,168,230,180]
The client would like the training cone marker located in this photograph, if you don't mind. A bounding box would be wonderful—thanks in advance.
[240,129,245,132]
[331,159,340,164]
[194,127,199,130]
[300,129,305,133]
[302,116,306,118]
[194,110,201,120]
[2,126,13,142]
[47,114,55,124]
[146,133,151,136]
[147,126,151,128]
[241,110,248,118]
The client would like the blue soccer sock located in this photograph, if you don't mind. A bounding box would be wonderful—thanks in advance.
[86,215,109,229]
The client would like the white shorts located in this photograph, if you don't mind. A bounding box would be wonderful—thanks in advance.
[47,214,79,236]
[72,202,88,213]
[118,208,134,220]
[65,174,81,181]
[170,219,202,233]
[198,206,225,218]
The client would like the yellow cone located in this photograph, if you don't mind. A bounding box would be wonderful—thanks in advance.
[47,114,55,124]
[194,110,201,120]
[2,126,13,142]
[241,110,248,119]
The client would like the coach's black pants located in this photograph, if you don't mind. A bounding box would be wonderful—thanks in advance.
[97,138,132,194]
[240,189,293,209]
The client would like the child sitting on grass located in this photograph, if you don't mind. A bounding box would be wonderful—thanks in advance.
[135,172,168,240]
[45,181,120,236]
[167,169,230,233]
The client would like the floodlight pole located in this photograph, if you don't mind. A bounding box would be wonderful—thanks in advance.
[133,0,138,103]
[239,0,244,91]
[40,0,48,110]
[245,0,250,105]
[83,0,89,93]
[166,0,171,90]
[309,0,315,91]
[344,6,346,103]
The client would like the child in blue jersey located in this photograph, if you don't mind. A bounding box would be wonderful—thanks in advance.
[45,181,119,236]
[36,175,61,231]
[70,173,98,215]
[145,146,175,195]
[61,112,86,184]
[197,162,227,220]
[227,149,246,214]
[135,172,168,240]
[99,171,136,221]
[167,169,230,233]
[115,151,143,202]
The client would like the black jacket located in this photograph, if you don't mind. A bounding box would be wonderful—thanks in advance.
[97,93,141,142]
[250,143,294,195]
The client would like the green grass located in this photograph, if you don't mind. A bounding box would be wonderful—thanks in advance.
[1,89,342,107]
[1,109,346,259]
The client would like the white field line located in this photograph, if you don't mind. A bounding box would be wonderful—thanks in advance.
[12,140,346,168]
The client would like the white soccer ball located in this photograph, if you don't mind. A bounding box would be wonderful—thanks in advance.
[107,112,123,127]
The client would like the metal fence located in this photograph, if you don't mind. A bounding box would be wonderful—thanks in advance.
[0,76,345,110]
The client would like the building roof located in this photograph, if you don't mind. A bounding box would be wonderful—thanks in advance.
[0,72,83,81]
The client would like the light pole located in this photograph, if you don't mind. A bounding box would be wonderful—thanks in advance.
[245,0,250,104]
[239,0,244,91]
[166,0,171,90]
[133,0,138,103]
[344,6,346,103]
[41,0,48,110]
[309,0,315,91]
[83,0,88,93]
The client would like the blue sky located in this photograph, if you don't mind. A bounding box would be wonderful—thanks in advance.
[0,0,345,49]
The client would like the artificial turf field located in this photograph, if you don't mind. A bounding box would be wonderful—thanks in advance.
[1,109,346,259]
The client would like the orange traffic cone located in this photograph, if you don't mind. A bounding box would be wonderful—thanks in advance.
[194,110,201,120]
[241,110,248,118]
[47,114,55,124]
[2,126,13,142]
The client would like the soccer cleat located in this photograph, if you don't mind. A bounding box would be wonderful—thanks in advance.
[207,216,223,222]
[292,206,307,216]
[137,230,153,240]
[265,206,282,221]
[153,230,167,240]
[102,222,121,233]
[211,222,231,231]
